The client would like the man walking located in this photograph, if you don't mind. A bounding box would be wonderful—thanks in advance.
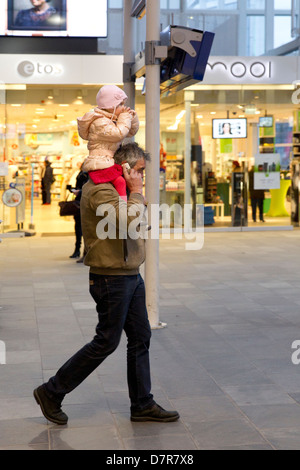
[33,143,179,425]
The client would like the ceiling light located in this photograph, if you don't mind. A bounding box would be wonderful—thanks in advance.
[59,104,69,107]
[11,104,21,107]
[196,115,203,119]
[176,110,186,120]
[167,123,179,131]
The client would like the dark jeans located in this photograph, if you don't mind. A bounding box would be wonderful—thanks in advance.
[251,197,264,221]
[44,273,154,411]
[42,182,51,204]
[74,213,82,251]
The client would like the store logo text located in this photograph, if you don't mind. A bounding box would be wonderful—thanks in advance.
[207,60,272,80]
[17,60,63,78]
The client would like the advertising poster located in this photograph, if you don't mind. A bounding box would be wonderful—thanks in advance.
[0,162,8,176]
[254,153,281,190]
[2,187,23,207]
[212,118,247,139]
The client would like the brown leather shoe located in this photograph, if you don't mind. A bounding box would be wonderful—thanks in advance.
[131,403,179,422]
[33,386,68,425]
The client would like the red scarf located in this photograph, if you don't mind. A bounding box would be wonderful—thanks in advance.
[89,164,123,184]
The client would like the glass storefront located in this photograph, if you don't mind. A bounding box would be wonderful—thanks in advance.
[150,84,297,229]
[0,57,299,234]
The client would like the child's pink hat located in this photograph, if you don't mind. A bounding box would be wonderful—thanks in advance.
[96,85,128,109]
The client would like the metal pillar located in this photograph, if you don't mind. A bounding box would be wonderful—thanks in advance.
[123,0,136,110]
[184,91,193,230]
[144,0,164,329]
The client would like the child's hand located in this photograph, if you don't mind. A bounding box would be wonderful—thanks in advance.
[124,107,136,116]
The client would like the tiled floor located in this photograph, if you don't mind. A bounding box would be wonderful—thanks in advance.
[1,230,300,449]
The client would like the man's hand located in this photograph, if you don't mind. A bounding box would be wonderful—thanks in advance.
[122,164,143,195]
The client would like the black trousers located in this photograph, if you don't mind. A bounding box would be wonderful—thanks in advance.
[251,198,264,222]
[44,273,154,411]
[74,213,82,251]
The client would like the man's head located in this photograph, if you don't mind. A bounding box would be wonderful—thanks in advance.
[114,143,150,175]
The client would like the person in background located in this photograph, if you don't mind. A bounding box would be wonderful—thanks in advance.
[14,0,61,29]
[33,142,179,426]
[232,160,241,172]
[41,157,54,205]
[249,166,265,223]
[69,164,89,261]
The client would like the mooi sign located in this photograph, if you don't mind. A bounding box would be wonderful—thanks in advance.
[203,56,299,85]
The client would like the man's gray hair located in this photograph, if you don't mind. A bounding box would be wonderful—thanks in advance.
[114,142,151,168]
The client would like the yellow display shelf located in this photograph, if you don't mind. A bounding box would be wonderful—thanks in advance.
[267,179,291,217]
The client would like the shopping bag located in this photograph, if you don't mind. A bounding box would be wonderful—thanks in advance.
[59,200,80,217]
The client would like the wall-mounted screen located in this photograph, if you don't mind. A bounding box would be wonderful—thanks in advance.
[1,0,107,37]
[212,118,248,139]
[259,116,274,128]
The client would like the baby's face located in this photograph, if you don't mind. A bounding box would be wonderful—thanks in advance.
[114,101,126,116]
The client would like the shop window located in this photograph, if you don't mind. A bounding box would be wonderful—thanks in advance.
[247,15,265,56]
[186,0,237,9]
[274,0,292,10]
[108,0,123,8]
[247,0,265,9]
[274,15,293,48]
[161,0,181,8]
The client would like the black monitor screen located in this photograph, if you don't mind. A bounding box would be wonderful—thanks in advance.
[2,0,107,37]
[259,116,274,128]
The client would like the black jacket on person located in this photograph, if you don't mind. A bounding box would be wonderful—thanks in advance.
[249,169,265,200]
[42,162,54,188]
[75,170,89,202]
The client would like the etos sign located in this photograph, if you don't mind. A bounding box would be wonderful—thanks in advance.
[17,60,63,78]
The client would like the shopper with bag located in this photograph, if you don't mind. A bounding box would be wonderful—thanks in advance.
[68,165,89,260]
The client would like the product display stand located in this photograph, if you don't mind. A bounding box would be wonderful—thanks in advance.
[267,179,291,217]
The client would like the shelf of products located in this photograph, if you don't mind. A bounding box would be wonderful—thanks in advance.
[205,172,217,203]
[293,111,300,159]
[259,124,275,154]
[293,132,300,158]
[11,153,75,201]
